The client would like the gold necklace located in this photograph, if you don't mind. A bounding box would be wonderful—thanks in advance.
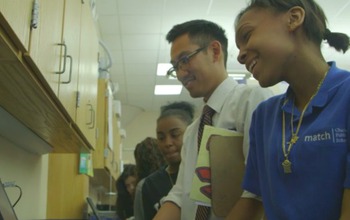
[281,70,328,174]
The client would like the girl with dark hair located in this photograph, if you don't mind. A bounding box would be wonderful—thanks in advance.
[133,137,166,219]
[115,164,137,220]
[134,137,166,181]
[228,0,350,219]
[141,101,195,220]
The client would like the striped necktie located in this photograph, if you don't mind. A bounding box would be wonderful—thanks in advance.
[195,105,215,220]
[197,105,215,150]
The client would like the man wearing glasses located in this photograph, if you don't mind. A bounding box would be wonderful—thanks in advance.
[154,20,272,220]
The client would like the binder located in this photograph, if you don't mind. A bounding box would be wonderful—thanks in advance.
[190,126,240,205]
[190,125,245,217]
[208,134,245,217]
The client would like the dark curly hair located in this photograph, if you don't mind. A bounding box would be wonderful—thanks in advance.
[134,137,166,180]
[115,164,136,220]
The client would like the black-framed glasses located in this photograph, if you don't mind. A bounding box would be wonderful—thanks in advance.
[166,47,206,78]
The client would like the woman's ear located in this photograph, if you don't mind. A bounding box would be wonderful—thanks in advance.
[288,6,305,31]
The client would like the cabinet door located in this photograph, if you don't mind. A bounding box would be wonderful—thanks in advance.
[111,113,122,179]
[92,78,120,189]
[47,154,89,218]
[58,0,82,120]
[0,0,33,51]
[29,0,64,95]
[93,78,108,169]
[76,2,99,149]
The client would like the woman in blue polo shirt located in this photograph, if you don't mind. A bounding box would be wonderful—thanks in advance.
[228,0,350,219]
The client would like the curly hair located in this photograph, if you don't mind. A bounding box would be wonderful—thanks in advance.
[133,137,166,180]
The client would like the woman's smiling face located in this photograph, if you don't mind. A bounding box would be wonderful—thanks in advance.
[235,7,298,87]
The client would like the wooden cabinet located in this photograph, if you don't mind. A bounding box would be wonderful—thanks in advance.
[0,12,91,153]
[91,77,121,190]
[1,0,98,151]
[29,0,64,95]
[1,1,101,218]
[0,0,33,51]
[57,0,83,120]
[46,1,99,218]
[93,77,109,171]
[75,2,99,150]
[30,0,98,148]
[92,77,111,189]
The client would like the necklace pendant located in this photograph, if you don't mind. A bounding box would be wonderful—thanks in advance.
[289,135,299,145]
[282,159,292,174]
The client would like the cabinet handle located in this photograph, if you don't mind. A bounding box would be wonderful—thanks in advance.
[56,43,67,74]
[86,104,93,125]
[61,55,73,84]
[76,91,81,108]
[86,104,95,129]
[90,107,95,129]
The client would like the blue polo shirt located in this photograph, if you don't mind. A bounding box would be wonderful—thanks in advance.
[244,62,350,220]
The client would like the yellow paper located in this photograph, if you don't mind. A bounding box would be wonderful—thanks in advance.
[189,125,242,206]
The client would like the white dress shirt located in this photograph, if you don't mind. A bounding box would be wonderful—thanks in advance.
[162,77,273,220]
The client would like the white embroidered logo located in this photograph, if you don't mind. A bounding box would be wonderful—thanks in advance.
[304,128,347,143]
[331,128,347,143]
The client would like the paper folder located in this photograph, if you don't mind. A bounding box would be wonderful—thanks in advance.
[208,134,245,217]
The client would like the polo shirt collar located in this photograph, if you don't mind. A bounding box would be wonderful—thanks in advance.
[282,61,338,114]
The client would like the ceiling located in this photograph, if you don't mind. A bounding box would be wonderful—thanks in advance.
[94,0,350,127]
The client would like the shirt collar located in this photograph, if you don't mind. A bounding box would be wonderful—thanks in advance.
[282,61,338,113]
[205,77,238,113]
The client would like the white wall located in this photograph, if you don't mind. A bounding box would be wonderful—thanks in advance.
[122,111,159,164]
[0,136,48,219]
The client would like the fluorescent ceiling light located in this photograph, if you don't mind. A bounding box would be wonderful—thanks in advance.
[157,63,173,76]
[154,85,182,95]
[228,73,248,80]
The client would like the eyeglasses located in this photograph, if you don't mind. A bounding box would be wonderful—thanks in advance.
[166,47,206,78]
